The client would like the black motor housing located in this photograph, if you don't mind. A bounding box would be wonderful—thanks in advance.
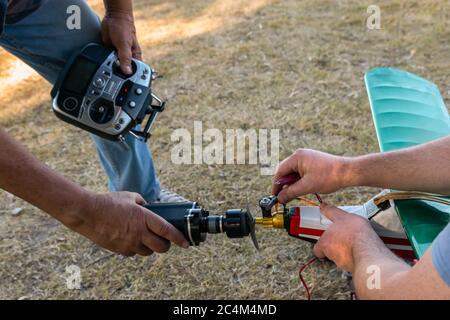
[144,202,255,246]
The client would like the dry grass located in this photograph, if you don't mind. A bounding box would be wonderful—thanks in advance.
[0,0,449,299]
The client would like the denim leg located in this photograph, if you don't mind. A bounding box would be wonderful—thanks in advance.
[91,129,160,200]
[0,0,160,200]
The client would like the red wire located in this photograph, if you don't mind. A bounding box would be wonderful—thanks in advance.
[297,196,321,300]
[315,193,323,204]
[298,257,318,300]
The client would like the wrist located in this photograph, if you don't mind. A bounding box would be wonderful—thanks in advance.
[350,221,379,270]
[58,188,96,230]
[346,154,383,188]
[338,156,361,188]
[104,0,134,22]
[104,10,134,23]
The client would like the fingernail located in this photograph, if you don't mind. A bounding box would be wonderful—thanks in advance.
[125,66,132,74]
[183,241,190,249]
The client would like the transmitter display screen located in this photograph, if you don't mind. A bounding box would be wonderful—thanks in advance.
[62,57,98,95]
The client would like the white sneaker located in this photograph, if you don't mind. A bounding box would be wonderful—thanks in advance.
[155,189,189,203]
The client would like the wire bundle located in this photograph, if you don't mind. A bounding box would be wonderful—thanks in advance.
[374,191,450,206]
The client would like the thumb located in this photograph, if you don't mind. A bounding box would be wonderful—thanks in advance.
[144,210,190,249]
[319,203,345,222]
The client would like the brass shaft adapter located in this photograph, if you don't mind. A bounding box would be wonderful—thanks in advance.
[255,213,284,229]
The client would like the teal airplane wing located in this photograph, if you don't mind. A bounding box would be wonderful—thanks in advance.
[365,67,450,258]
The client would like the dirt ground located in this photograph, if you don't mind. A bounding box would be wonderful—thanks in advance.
[0,0,449,299]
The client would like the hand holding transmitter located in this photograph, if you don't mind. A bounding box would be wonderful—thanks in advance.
[51,43,165,141]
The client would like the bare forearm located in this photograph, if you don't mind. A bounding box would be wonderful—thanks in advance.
[348,136,450,194]
[353,239,450,299]
[0,128,90,227]
[352,231,411,299]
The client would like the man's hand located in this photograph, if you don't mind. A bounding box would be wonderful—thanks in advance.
[101,1,142,75]
[0,128,189,257]
[273,136,450,202]
[72,191,190,256]
[272,149,352,203]
[313,203,450,299]
[313,203,381,272]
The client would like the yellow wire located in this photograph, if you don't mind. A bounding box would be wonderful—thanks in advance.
[297,197,320,207]
[270,191,450,217]
[374,191,450,206]
[270,196,319,215]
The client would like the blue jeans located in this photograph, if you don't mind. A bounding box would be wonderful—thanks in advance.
[0,0,160,201]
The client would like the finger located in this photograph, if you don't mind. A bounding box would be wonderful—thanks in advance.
[144,211,190,249]
[133,193,146,205]
[141,232,170,253]
[277,177,312,203]
[319,203,346,222]
[272,154,303,196]
[271,156,298,195]
[132,37,143,61]
[100,22,110,45]
[313,242,326,259]
[135,243,154,256]
[116,42,133,75]
[119,250,136,257]
[271,183,283,199]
